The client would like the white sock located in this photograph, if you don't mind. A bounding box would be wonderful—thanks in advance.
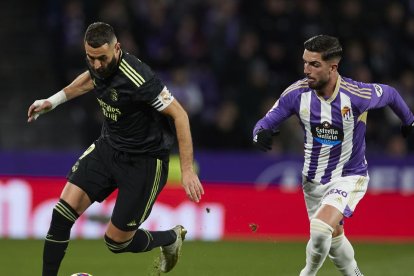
[329,234,364,276]
[300,219,334,276]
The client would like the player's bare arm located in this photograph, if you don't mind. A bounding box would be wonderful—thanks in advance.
[161,99,204,203]
[27,71,94,122]
[62,70,95,100]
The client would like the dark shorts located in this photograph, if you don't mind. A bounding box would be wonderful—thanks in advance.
[67,138,169,231]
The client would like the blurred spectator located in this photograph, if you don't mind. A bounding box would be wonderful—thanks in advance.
[46,0,87,84]
[205,0,241,82]
[224,30,261,88]
[401,16,414,69]
[340,39,367,77]
[165,66,204,117]
[198,101,249,149]
[174,14,207,63]
[294,0,333,43]
[386,134,408,157]
[335,0,366,40]
[367,35,397,81]
[98,0,131,30]
[236,59,271,138]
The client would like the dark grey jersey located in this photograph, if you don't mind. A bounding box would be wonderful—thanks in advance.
[88,51,175,159]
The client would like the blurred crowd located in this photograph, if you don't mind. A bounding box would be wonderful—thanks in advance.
[42,0,414,155]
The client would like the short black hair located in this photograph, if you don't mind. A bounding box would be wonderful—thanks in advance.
[84,22,116,48]
[304,35,342,61]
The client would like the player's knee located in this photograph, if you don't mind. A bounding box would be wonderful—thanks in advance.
[310,218,334,249]
[332,224,344,237]
[47,199,79,241]
[104,234,131,254]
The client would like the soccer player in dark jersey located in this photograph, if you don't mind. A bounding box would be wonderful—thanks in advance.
[27,22,204,276]
[253,35,414,276]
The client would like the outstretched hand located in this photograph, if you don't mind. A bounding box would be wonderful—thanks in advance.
[27,100,52,122]
[181,170,204,203]
[253,128,280,152]
[401,121,414,138]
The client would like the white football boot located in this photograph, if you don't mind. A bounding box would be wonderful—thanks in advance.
[160,225,187,273]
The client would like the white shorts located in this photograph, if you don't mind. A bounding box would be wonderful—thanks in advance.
[302,174,369,220]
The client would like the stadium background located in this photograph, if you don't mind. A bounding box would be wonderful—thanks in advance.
[1,0,414,275]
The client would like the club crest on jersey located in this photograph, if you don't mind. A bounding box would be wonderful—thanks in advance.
[311,121,344,146]
[341,106,351,121]
[110,88,118,102]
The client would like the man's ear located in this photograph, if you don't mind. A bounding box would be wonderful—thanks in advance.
[115,42,121,53]
[331,63,338,73]
[330,57,341,73]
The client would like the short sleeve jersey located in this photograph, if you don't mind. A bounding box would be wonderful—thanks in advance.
[88,51,175,159]
[254,76,414,184]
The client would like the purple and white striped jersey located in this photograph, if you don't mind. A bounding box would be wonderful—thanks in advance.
[253,76,414,184]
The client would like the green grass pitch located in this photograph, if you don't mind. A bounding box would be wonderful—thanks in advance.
[1,239,413,275]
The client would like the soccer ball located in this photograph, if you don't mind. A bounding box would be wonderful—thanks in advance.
[70,273,93,276]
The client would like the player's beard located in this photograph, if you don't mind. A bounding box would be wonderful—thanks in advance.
[94,56,118,79]
[308,76,329,91]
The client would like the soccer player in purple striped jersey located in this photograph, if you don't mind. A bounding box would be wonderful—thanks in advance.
[253,35,414,276]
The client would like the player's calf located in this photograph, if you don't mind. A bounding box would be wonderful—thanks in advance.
[300,219,334,276]
[43,199,79,276]
[329,234,364,276]
[104,229,177,254]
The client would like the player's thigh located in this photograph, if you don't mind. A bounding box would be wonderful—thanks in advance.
[67,140,117,205]
[111,156,169,232]
[314,204,344,228]
[321,175,369,218]
[332,224,344,237]
[60,182,93,215]
[302,176,329,220]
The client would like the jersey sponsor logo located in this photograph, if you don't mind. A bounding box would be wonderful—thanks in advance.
[311,121,344,146]
[110,88,118,102]
[341,106,351,121]
[373,84,383,97]
[97,98,122,121]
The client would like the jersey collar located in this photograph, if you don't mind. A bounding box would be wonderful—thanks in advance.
[314,75,341,103]
[116,50,124,69]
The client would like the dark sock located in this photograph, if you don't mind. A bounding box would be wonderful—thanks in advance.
[43,199,79,276]
[105,229,176,253]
